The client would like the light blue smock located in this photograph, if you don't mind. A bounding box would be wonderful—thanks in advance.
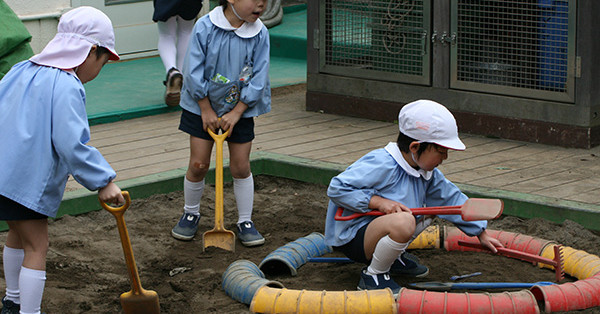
[324,143,487,247]
[0,61,116,217]
[179,7,271,118]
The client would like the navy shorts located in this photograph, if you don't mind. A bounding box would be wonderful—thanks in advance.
[336,223,370,265]
[178,109,255,143]
[0,195,47,220]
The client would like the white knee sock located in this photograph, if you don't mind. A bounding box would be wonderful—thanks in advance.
[175,17,195,71]
[234,174,254,224]
[367,235,408,275]
[3,246,23,303]
[157,17,178,72]
[183,177,204,215]
[18,266,45,314]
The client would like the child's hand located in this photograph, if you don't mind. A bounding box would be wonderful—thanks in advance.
[198,98,218,132]
[369,195,412,214]
[220,111,242,135]
[98,182,124,205]
[477,229,504,253]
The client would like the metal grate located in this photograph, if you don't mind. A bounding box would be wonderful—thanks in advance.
[452,0,574,99]
[321,0,430,84]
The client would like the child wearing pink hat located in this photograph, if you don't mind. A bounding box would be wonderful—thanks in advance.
[0,6,123,314]
[324,100,504,296]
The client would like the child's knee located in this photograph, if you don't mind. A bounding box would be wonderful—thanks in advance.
[388,213,416,241]
[188,161,210,177]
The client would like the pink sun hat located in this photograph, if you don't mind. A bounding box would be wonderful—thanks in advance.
[29,6,120,69]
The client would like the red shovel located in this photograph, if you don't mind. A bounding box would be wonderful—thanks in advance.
[334,198,503,221]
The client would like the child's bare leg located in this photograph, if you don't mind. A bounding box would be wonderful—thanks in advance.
[172,136,213,240]
[228,141,264,246]
[364,213,415,273]
[6,219,48,313]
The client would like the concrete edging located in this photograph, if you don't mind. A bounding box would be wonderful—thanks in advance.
[1,152,598,231]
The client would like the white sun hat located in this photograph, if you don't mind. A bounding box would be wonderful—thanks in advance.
[398,99,466,151]
[29,6,119,69]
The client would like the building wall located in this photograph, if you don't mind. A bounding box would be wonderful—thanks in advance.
[5,0,209,56]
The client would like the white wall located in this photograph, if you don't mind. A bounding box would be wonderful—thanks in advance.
[5,0,209,56]
[5,0,70,53]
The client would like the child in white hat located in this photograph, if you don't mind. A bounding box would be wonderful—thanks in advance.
[323,100,503,296]
[0,6,124,313]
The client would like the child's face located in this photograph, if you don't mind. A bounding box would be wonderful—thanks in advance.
[75,46,110,84]
[410,143,449,172]
[228,0,266,23]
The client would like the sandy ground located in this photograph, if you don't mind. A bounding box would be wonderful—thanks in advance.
[1,175,599,313]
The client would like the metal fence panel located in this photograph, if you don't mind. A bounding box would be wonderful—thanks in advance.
[450,0,576,102]
[319,0,431,85]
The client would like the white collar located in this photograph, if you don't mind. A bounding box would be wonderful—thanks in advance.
[384,142,433,180]
[209,6,263,38]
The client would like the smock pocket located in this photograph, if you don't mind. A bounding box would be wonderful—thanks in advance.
[208,80,240,115]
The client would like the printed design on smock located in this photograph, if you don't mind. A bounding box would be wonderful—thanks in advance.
[225,85,240,105]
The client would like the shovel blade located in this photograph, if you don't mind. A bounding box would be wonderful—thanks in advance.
[203,229,236,252]
[120,289,160,314]
[461,198,503,221]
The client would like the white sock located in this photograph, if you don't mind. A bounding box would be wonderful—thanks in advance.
[157,17,178,71]
[175,17,195,71]
[3,246,23,303]
[18,266,45,314]
[183,177,204,215]
[234,174,254,224]
[367,235,408,275]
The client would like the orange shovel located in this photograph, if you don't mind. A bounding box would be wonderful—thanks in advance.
[100,191,160,314]
[334,198,503,221]
[203,125,236,252]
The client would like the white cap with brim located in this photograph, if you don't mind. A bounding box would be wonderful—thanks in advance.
[30,6,119,70]
[398,99,466,151]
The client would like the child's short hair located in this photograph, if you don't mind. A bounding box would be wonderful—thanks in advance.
[396,99,465,151]
[219,0,227,7]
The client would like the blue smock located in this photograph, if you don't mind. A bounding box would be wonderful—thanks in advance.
[324,142,487,247]
[0,61,116,217]
[179,6,271,118]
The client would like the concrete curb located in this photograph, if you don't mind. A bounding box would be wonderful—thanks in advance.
[2,152,597,231]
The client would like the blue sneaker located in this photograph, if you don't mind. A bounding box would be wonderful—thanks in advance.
[390,251,429,277]
[171,213,200,241]
[237,221,265,247]
[357,267,401,296]
[1,297,19,314]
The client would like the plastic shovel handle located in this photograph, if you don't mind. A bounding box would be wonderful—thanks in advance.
[334,205,461,221]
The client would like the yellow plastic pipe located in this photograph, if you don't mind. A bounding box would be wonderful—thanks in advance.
[249,287,396,314]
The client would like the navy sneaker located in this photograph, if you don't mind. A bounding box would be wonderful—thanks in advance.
[237,221,265,247]
[171,213,200,241]
[390,251,429,277]
[1,297,19,314]
[357,267,401,296]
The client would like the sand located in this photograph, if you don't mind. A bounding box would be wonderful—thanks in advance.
[1,175,599,313]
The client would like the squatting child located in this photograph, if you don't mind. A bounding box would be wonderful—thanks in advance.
[172,0,271,247]
[0,7,124,314]
[324,99,503,295]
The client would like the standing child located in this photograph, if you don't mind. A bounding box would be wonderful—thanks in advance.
[172,0,270,247]
[324,100,503,295]
[152,0,204,106]
[0,7,125,314]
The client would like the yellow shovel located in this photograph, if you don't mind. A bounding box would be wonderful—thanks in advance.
[203,125,236,252]
[99,191,160,314]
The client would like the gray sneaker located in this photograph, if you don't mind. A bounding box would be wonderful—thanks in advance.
[237,221,265,247]
[171,213,200,241]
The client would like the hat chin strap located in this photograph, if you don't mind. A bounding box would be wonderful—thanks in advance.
[230,4,245,23]
[411,152,421,170]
